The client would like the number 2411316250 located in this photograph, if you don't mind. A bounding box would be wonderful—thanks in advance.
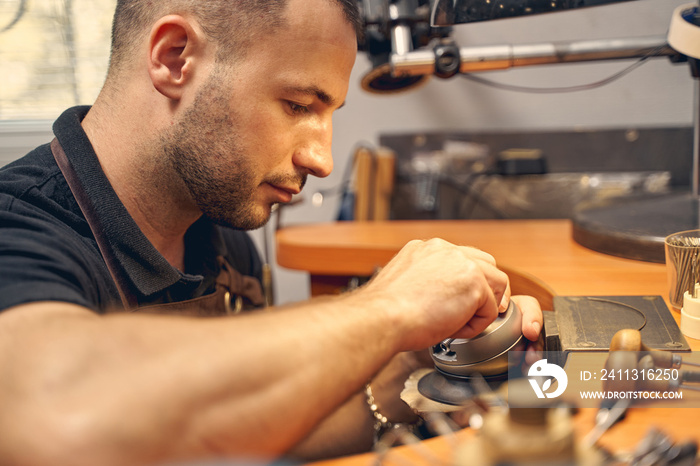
[592,368,680,381]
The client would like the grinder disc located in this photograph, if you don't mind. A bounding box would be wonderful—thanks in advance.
[401,368,466,413]
[417,369,510,406]
[417,370,476,406]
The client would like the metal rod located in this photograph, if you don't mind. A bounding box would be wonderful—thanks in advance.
[694,79,700,199]
[390,35,677,77]
[695,0,700,201]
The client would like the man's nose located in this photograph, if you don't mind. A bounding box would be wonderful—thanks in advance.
[293,121,334,178]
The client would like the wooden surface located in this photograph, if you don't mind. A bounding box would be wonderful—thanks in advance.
[275,219,699,465]
[276,219,670,304]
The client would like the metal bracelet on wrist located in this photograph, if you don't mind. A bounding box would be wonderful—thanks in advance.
[364,383,395,442]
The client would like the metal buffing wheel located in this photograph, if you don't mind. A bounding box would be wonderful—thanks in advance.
[410,301,527,406]
[430,301,526,377]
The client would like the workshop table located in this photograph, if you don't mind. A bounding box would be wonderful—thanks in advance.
[276,219,699,465]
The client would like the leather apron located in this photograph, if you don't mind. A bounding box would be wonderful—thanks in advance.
[50,138,264,316]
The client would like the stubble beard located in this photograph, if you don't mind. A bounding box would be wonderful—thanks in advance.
[162,78,271,231]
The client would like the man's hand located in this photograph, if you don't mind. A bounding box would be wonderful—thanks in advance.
[364,238,534,352]
[368,294,543,426]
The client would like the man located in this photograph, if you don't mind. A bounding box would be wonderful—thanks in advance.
[0,0,542,464]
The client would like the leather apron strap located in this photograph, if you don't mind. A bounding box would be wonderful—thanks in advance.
[50,138,264,316]
[51,138,137,310]
[135,257,264,316]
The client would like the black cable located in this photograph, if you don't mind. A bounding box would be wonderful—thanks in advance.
[445,172,509,219]
[461,44,669,94]
[1,0,27,34]
[586,297,647,331]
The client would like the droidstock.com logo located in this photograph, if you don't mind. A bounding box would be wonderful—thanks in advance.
[527,359,568,399]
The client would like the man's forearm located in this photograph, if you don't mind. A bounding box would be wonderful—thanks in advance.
[288,350,428,461]
[0,292,402,465]
[288,391,375,461]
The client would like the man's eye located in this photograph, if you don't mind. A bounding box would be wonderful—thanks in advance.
[288,102,310,115]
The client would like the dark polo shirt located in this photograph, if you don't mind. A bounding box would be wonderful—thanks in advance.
[0,106,262,313]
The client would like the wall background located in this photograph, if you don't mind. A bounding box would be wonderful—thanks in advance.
[0,0,694,304]
[269,0,696,305]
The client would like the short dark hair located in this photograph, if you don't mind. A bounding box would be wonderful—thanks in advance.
[108,0,361,74]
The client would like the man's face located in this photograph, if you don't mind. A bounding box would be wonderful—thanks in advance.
[164,0,357,230]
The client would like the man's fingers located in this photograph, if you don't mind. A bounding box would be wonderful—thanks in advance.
[499,281,512,313]
[459,246,497,265]
[450,293,499,340]
[456,245,509,310]
[511,295,543,341]
[472,257,509,312]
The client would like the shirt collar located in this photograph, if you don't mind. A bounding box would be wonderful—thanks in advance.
[52,106,226,300]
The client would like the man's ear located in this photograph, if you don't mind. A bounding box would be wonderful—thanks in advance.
[148,15,203,100]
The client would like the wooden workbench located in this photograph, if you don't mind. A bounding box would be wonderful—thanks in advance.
[276,219,699,465]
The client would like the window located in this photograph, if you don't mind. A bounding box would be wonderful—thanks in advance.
[0,0,115,121]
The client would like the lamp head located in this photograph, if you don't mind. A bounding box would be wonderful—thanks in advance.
[358,0,448,93]
[361,60,431,93]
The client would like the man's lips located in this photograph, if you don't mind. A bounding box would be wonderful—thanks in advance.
[267,183,300,203]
